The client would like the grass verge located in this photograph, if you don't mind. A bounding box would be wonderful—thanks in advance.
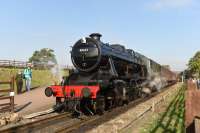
[142,85,185,133]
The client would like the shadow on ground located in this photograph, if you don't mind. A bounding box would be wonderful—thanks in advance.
[149,86,185,133]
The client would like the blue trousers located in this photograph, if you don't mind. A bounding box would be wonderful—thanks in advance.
[25,79,31,91]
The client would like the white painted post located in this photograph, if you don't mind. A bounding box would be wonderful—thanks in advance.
[152,100,155,112]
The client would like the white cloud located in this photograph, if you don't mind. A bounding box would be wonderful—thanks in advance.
[149,0,193,10]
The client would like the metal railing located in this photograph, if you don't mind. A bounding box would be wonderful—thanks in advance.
[0,77,15,113]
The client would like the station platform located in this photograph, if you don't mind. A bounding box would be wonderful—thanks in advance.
[0,87,55,116]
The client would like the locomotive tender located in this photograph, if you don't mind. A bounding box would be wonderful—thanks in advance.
[45,33,177,114]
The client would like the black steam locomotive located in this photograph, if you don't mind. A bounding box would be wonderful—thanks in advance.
[45,33,177,114]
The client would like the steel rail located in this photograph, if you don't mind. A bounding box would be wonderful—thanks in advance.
[0,112,70,133]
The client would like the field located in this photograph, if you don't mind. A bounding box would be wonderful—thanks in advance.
[0,68,69,93]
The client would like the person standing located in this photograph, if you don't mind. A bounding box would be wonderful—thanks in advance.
[15,70,23,94]
[23,64,32,92]
[60,76,65,86]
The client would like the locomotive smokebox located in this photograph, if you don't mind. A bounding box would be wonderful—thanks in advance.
[90,33,102,41]
[71,34,102,72]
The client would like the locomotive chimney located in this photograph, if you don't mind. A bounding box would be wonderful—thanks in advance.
[89,33,102,41]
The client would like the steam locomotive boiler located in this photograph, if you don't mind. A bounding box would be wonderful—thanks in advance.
[45,33,177,115]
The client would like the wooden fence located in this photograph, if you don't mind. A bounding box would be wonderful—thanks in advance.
[194,116,200,133]
[185,79,200,133]
[0,60,28,68]
[0,60,54,69]
[0,77,15,113]
[0,60,74,70]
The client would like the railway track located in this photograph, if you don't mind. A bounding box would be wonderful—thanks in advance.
[64,84,177,133]
[56,94,160,133]
[0,112,71,133]
[0,84,176,133]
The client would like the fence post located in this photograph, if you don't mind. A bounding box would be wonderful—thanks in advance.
[13,60,15,68]
[152,100,155,112]
[10,76,15,112]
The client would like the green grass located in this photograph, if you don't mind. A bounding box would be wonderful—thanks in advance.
[0,68,69,93]
[143,85,185,133]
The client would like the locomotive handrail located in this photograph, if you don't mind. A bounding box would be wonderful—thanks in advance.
[101,43,146,66]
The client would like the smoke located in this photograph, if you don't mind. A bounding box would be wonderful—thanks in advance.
[49,62,63,84]
[148,75,164,91]
[141,73,167,92]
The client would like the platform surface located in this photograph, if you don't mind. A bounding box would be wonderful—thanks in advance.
[0,87,55,115]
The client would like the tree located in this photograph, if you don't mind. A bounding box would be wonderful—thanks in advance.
[29,48,57,66]
[188,51,200,77]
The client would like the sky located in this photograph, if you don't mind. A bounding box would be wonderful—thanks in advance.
[0,0,200,71]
